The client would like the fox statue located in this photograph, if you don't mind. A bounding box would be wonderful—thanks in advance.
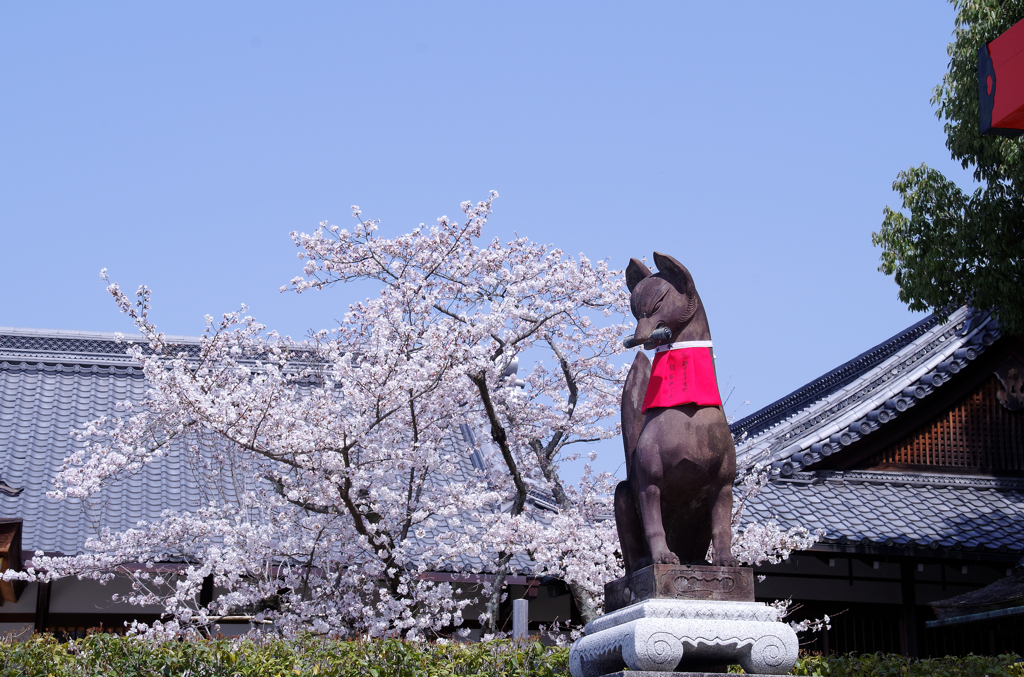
[615,252,738,574]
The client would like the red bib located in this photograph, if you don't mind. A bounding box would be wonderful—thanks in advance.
[641,342,722,412]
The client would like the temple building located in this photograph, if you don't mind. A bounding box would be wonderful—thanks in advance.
[736,306,1024,657]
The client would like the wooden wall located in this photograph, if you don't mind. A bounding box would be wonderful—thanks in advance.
[862,375,1024,472]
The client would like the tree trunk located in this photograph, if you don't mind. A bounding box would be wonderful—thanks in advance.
[483,553,513,635]
[568,581,602,626]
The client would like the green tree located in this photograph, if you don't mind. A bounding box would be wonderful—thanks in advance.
[874,0,1024,334]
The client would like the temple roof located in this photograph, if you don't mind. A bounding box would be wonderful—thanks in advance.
[929,566,1024,624]
[1,340,186,554]
[744,470,1024,556]
[735,307,1023,559]
[731,307,1005,476]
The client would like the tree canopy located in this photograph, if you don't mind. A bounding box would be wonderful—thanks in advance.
[874,0,1024,334]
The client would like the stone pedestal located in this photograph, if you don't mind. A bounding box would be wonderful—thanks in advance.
[569,599,797,676]
[569,566,798,677]
[605,564,755,612]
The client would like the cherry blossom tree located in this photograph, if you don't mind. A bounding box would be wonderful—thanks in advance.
[10,193,819,639]
[13,194,630,637]
[285,193,631,630]
[730,461,821,567]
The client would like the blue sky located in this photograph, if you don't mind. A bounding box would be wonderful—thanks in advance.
[0,2,973,479]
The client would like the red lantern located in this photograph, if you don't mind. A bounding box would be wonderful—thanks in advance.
[979,18,1024,136]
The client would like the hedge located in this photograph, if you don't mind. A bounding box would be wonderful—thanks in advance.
[0,635,568,677]
[0,634,1021,677]
[780,652,1024,676]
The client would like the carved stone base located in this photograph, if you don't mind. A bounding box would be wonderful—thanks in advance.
[568,600,798,677]
[605,564,754,612]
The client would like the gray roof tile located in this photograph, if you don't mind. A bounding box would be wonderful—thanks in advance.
[744,470,1024,553]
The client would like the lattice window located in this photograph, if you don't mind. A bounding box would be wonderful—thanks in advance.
[862,375,1024,471]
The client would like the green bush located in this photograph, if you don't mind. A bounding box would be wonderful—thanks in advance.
[0,634,570,677]
[768,652,1024,676]
[0,636,1021,677]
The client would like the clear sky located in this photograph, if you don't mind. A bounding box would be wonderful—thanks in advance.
[0,2,974,479]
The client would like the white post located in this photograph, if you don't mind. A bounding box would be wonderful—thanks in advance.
[512,598,529,640]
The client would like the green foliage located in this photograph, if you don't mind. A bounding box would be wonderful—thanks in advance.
[728,652,1024,675]
[0,634,571,677]
[785,652,1024,676]
[1,638,1022,677]
[874,0,1024,334]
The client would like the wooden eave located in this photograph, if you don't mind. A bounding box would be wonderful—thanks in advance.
[808,335,1024,474]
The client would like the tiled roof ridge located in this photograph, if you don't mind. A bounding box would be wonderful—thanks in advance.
[777,469,1024,491]
[0,361,146,376]
[0,327,321,371]
[734,307,1005,477]
[0,327,202,366]
[729,313,940,439]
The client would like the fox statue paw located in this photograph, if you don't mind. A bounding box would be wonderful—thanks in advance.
[654,551,680,565]
[716,554,739,567]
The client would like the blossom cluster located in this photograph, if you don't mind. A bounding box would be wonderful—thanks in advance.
[728,462,823,567]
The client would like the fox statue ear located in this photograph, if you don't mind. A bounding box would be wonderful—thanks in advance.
[652,252,696,296]
[625,258,652,293]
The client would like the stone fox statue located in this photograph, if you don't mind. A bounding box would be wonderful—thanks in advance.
[615,252,738,574]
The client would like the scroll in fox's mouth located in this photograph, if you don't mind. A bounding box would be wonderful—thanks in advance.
[623,326,671,349]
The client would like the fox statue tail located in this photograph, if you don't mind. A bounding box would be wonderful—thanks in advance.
[616,352,652,574]
[621,352,651,472]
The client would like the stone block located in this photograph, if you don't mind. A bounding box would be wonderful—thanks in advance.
[569,599,797,677]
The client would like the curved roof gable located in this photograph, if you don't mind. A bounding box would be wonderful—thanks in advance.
[732,308,1005,477]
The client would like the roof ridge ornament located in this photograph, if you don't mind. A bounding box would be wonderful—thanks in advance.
[994,353,1024,411]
